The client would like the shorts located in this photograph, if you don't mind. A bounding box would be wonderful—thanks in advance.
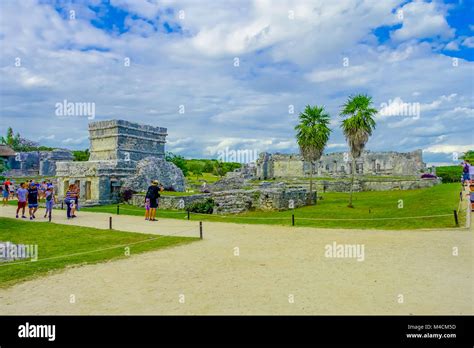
[28,203,38,208]
[17,201,26,208]
[463,173,470,181]
[150,198,159,209]
[2,190,9,198]
[45,200,54,210]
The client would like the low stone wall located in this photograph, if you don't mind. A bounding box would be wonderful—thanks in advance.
[284,178,440,193]
[131,188,315,214]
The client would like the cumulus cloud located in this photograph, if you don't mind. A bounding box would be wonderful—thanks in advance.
[391,0,455,41]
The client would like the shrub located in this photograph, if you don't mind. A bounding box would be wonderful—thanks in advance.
[120,187,136,203]
[187,198,215,214]
[421,173,437,179]
[436,166,462,183]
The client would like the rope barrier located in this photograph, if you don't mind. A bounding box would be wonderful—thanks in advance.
[0,227,198,267]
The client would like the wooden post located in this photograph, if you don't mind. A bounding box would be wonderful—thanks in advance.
[61,202,64,210]
[454,210,459,227]
[187,210,190,220]
[315,191,317,205]
[109,216,112,230]
[117,204,120,215]
[199,221,203,239]
[292,214,295,226]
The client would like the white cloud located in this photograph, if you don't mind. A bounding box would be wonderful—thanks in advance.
[391,1,454,42]
[0,0,472,160]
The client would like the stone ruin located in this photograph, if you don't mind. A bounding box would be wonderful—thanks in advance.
[56,119,185,205]
[254,150,426,180]
[3,149,73,177]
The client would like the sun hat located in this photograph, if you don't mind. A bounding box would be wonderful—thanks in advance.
[152,180,159,185]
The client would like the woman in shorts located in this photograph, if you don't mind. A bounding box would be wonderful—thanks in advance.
[44,186,56,218]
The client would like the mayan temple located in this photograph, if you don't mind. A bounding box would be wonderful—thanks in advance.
[56,120,168,205]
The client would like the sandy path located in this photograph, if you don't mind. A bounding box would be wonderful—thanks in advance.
[0,205,472,315]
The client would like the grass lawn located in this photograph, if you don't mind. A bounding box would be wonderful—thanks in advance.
[0,218,198,287]
[82,183,464,230]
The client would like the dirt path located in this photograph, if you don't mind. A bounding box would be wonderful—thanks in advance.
[0,205,472,315]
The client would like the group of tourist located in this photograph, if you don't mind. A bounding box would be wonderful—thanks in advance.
[9,180,56,220]
[0,178,83,220]
[64,183,80,219]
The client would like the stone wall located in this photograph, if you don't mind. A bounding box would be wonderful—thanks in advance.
[284,178,440,193]
[130,188,315,214]
[88,119,167,162]
[5,149,73,177]
[255,150,426,179]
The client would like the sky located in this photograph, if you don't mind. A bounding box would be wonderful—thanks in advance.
[0,0,473,166]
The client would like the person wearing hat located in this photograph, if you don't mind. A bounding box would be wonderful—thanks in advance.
[145,180,163,221]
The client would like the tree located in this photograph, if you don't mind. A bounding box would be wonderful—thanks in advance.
[461,150,474,163]
[165,152,189,176]
[73,149,90,161]
[188,161,205,179]
[295,105,332,205]
[340,94,377,208]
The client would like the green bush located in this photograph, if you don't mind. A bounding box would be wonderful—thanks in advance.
[165,152,189,176]
[436,166,462,183]
[73,149,90,161]
[187,198,215,214]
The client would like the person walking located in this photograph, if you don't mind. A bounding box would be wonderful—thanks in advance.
[44,186,56,218]
[15,182,28,219]
[467,160,474,183]
[2,178,11,206]
[27,182,39,220]
[462,160,470,185]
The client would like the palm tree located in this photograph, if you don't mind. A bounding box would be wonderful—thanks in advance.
[340,94,377,208]
[295,105,332,204]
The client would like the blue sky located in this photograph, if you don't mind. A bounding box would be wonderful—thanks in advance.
[1,0,473,165]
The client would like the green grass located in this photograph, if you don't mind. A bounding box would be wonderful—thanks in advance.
[82,183,464,230]
[186,172,221,185]
[0,218,198,287]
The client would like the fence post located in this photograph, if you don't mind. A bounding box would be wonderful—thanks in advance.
[117,204,120,215]
[109,216,113,230]
[315,191,317,205]
[61,202,64,210]
[292,214,295,226]
[454,210,459,227]
[199,221,203,239]
[187,210,190,220]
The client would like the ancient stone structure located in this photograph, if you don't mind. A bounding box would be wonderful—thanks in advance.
[122,157,185,192]
[3,149,73,177]
[131,187,315,214]
[255,150,425,179]
[56,119,183,205]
